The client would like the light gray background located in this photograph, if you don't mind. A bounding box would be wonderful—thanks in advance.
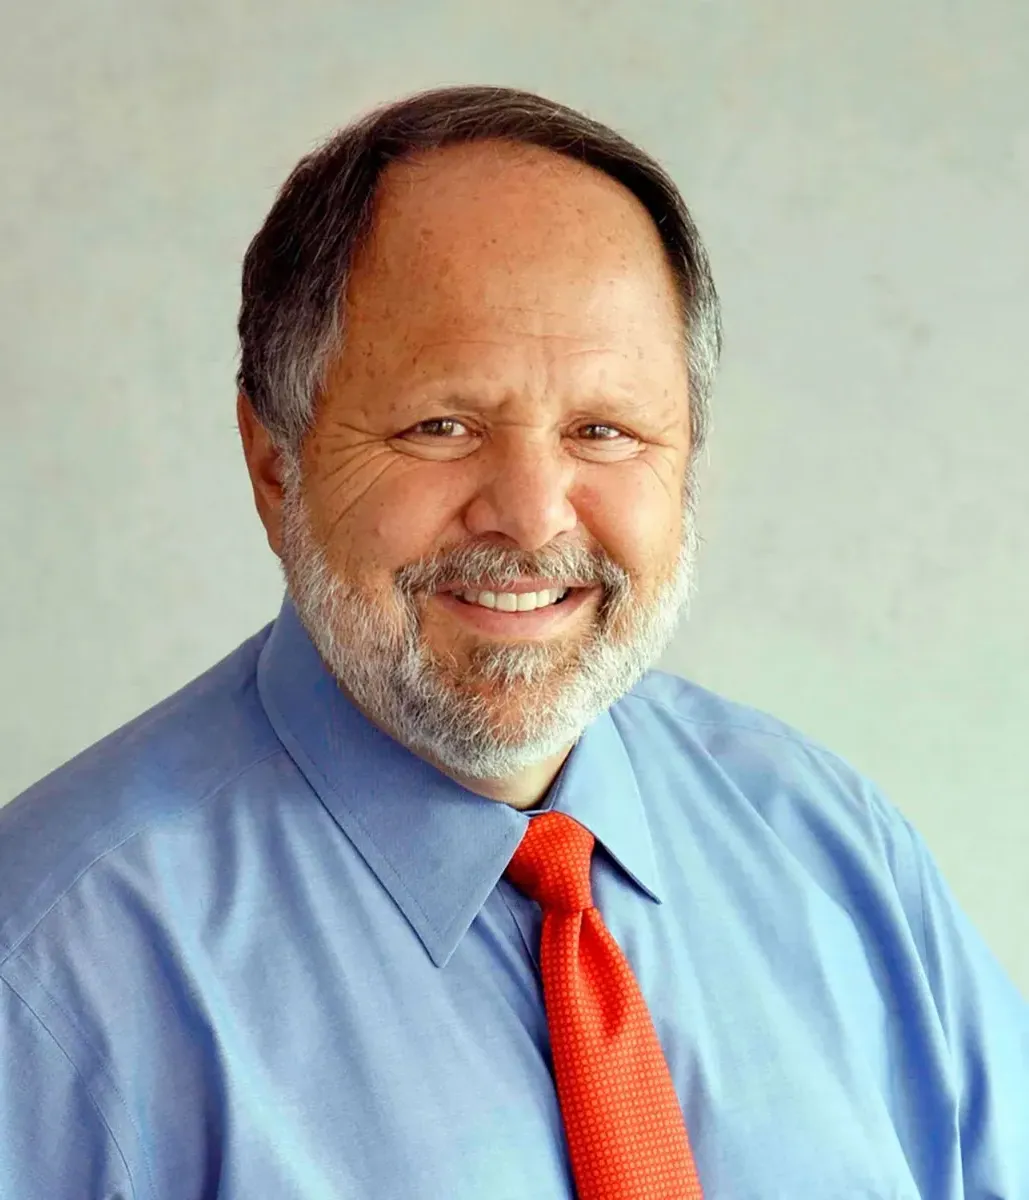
[2,2,1026,993]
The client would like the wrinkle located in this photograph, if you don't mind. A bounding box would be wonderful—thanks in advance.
[321,452,406,532]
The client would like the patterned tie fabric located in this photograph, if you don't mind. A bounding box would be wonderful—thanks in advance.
[504,811,704,1199]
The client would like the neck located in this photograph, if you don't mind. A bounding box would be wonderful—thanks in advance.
[432,745,574,811]
[340,683,574,810]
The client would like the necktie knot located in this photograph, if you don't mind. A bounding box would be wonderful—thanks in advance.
[504,811,595,913]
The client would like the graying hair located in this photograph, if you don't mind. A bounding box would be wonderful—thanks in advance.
[237,84,722,456]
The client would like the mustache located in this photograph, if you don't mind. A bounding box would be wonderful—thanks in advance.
[394,540,631,597]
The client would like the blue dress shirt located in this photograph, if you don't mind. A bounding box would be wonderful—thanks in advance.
[1,597,1026,1199]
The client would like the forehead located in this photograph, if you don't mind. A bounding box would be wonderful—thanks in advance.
[348,142,682,330]
[325,143,688,419]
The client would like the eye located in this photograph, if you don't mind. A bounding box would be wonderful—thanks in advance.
[569,421,642,461]
[392,415,480,460]
[404,417,472,439]
[577,423,628,441]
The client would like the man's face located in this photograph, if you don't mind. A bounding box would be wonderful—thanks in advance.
[279,141,696,777]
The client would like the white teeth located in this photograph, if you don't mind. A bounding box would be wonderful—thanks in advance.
[458,588,570,612]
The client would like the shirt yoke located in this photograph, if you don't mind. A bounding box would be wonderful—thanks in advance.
[620,669,913,870]
[0,647,914,972]
[0,623,280,965]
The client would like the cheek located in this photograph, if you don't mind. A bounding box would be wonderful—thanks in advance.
[339,468,468,577]
[577,467,683,577]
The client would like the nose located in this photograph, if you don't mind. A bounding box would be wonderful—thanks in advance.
[462,435,578,550]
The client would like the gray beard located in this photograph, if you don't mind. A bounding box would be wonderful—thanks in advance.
[278,458,700,780]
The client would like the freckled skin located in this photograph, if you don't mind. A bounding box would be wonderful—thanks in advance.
[240,141,691,798]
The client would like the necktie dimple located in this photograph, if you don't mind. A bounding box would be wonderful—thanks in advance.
[504,810,704,1200]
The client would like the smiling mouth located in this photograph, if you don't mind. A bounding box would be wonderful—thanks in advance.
[450,586,583,613]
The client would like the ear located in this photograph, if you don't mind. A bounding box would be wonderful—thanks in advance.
[237,392,287,558]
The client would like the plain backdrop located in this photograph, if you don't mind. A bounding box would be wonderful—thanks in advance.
[1,1,1026,994]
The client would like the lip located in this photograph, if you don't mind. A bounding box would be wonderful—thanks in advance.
[432,586,599,636]
[437,578,589,596]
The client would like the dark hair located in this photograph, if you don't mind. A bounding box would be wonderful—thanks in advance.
[237,84,722,456]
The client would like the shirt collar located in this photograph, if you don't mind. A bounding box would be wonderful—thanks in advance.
[256,596,664,967]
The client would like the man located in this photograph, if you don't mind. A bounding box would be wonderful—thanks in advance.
[0,85,1025,1200]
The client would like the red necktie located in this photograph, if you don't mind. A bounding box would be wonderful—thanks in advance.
[505,810,704,1200]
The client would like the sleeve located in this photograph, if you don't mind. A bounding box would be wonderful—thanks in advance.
[0,975,137,1200]
[897,818,1029,1198]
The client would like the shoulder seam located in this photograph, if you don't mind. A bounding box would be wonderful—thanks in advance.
[0,747,285,969]
[617,690,877,815]
[619,689,845,757]
[0,973,143,1200]
[895,817,933,982]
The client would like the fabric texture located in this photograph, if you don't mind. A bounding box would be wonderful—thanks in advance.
[0,596,1027,1199]
[506,810,704,1198]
